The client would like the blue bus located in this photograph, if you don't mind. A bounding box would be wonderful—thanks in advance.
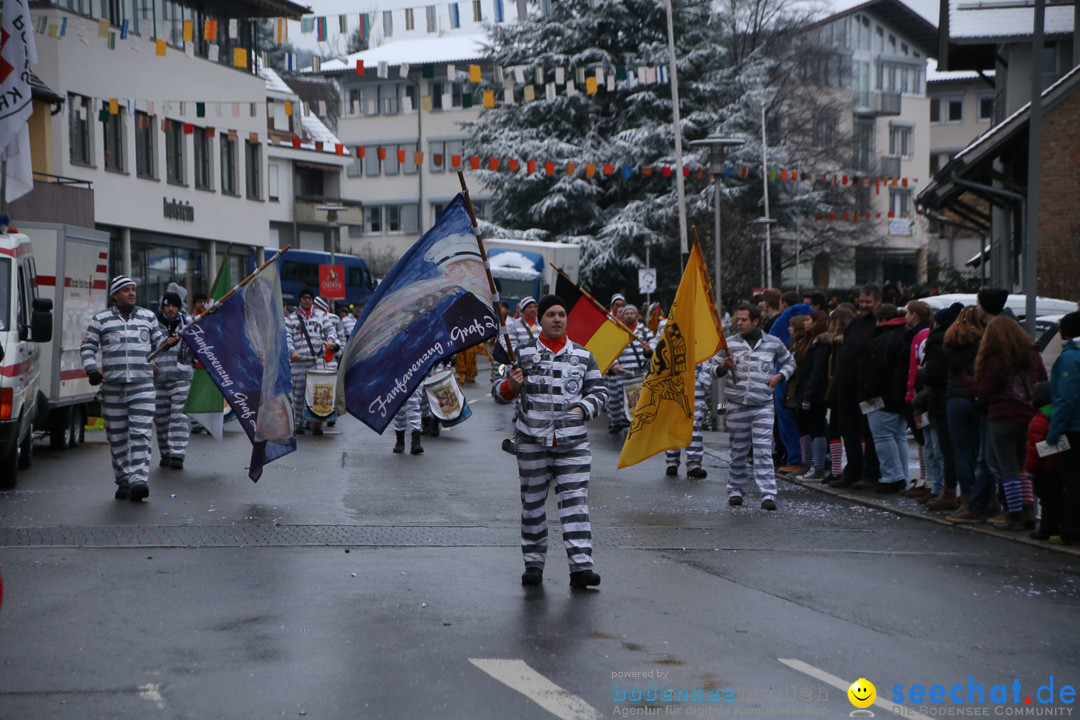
[271,249,376,308]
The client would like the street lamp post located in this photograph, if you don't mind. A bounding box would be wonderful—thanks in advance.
[688,135,744,314]
[316,203,346,264]
[753,217,778,290]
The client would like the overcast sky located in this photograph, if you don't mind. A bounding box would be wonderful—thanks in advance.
[286,0,942,54]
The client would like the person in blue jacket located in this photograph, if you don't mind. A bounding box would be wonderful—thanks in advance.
[768,301,812,472]
[1046,311,1080,543]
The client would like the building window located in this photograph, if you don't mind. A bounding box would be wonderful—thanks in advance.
[193,127,212,190]
[379,84,399,115]
[383,10,393,37]
[472,0,482,21]
[102,108,126,172]
[165,119,184,184]
[69,94,93,165]
[383,146,400,175]
[364,206,381,234]
[889,188,912,216]
[426,5,436,32]
[267,162,279,201]
[220,133,237,194]
[245,140,261,200]
[135,111,155,178]
[365,147,381,176]
[495,0,504,22]
[449,1,460,28]
[387,205,401,232]
[875,26,884,52]
[889,124,913,158]
[405,7,415,30]
[978,93,994,121]
[812,115,836,148]
[929,96,962,123]
[346,145,364,177]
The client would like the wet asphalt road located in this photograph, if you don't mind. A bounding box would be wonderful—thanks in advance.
[1,386,1079,720]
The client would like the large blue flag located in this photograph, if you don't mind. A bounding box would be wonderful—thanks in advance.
[340,193,500,433]
[181,260,296,481]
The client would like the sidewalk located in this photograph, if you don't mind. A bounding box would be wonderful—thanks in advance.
[700,428,1080,558]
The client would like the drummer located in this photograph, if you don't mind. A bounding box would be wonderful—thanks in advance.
[286,288,338,436]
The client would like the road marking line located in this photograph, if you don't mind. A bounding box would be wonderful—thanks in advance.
[469,658,603,720]
[778,658,935,720]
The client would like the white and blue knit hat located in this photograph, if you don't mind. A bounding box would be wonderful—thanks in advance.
[518,296,536,311]
[109,275,135,296]
[610,292,626,306]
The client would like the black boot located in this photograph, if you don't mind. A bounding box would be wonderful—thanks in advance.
[393,430,405,454]
[410,431,424,455]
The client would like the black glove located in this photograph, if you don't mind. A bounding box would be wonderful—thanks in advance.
[88,370,103,386]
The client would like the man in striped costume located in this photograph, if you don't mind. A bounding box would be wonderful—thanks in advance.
[665,359,717,478]
[506,296,539,351]
[713,304,796,510]
[493,295,607,589]
[286,288,338,435]
[605,304,653,432]
[82,276,177,501]
[153,291,193,469]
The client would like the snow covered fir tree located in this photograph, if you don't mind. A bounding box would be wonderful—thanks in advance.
[463,0,858,303]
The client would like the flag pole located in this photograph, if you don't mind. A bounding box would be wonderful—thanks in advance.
[549,263,638,337]
[457,171,516,363]
[147,245,292,361]
[689,227,723,331]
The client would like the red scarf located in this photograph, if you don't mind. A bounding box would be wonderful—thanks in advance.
[538,334,567,353]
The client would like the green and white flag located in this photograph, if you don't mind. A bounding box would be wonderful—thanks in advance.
[184,255,231,440]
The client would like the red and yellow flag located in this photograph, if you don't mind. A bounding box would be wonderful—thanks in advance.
[554,273,634,375]
[618,242,724,469]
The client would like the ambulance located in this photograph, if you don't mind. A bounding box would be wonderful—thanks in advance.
[0,216,53,485]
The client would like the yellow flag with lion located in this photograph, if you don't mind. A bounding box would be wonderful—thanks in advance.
[617,241,725,469]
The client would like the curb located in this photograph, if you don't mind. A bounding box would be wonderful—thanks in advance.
[701,441,1080,558]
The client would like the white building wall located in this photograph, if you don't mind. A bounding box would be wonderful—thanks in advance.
[33,11,270,250]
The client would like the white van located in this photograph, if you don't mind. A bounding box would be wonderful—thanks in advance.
[0,218,54,486]
[918,293,1078,319]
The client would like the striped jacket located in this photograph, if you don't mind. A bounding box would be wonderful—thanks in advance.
[81,306,167,384]
[492,337,606,447]
[713,332,795,407]
[285,307,337,360]
[612,324,653,378]
[506,316,539,356]
[154,314,194,382]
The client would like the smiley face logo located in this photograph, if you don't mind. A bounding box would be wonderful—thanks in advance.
[847,678,876,709]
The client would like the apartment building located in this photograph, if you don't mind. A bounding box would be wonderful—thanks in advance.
[23,0,306,304]
[790,0,937,288]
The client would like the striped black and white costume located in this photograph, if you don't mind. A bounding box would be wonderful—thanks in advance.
[81,305,166,491]
[713,331,796,501]
[506,314,539,355]
[492,336,606,573]
[285,307,338,431]
[153,313,194,462]
[665,359,717,472]
[605,324,653,430]
[393,389,422,432]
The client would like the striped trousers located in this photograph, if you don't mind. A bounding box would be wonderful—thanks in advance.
[605,376,628,429]
[102,381,156,488]
[517,441,593,572]
[155,376,191,460]
[393,390,422,432]
[666,377,710,470]
[726,402,778,500]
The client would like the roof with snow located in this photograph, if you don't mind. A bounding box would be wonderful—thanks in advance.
[937,0,1074,70]
[926,58,993,83]
[316,34,489,74]
[488,251,542,280]
[262,65,344,155]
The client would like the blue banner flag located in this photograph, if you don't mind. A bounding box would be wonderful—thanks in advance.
[340,193,499,433]
[181,260,295,481]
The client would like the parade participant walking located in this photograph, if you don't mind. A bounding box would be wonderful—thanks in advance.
[605,304,653,433]
[81,276,178,501]
[663,359,716,478]
[392,389,424,454]
[493,295,606,588]
[507,296,539,350]
[714,304,796,510]
[153,291,193,470]
[286,288,338,435]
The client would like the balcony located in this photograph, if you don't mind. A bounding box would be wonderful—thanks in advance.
[854,91,902,117]
[6,172,94,228]
[879,155,902,179]
[293,197,364,226]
